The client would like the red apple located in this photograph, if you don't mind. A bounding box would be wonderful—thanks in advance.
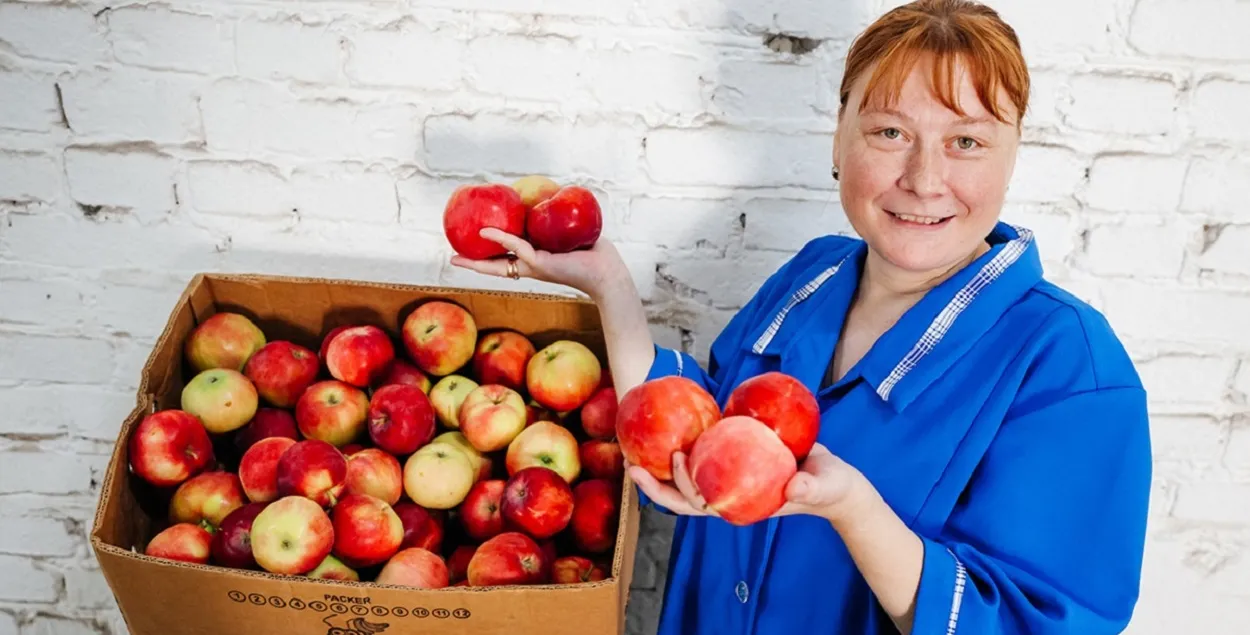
[552,556,607,584]
[306,554,360,581]
[687,415,797,526]
[570,479,619,554]
[472,330,535,391]
[341,444,366,456]
[505,421,581,483]
[378,359,432,393]
[325,325,395,388]
[394,502,445,553]
[243,341,319,408]
[402,441,475,509]
[239,437,297,503]
[616,376,721,482]
[128,409,214,488]
[233,408,299,456]
[525,400,558,427]
[579,387,617,440]
[366,384,435,456]
[447,544,477,583]
[466,531,545,586]
[723,371,821,461]
[318,326,349,366]
[181,368,259,434]
[331,493,404,568]
[145,523,213,564]
[579,439,624,481]
[276,439,348,507]
[500,466,574,540]
[443,183,527,260]
[344,448,403,505]
[525,185,602,253]
[210,502,267,569]
[429,374,479,429]
[295,380,369,448]
[511,175,560,208]
[460,479,506,541]
[525,340,601,412]
[183,312,266,373]
[169,471,247,529]
[459,384,527,453]
[432,431,493,482]
[402,301,478,377]
[250,495,335,575]
[376,547,450,589]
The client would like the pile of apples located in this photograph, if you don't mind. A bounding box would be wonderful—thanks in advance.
[130,300,624,589]
[443,174,602,258]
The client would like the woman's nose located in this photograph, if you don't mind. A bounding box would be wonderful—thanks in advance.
[899,147,947,198]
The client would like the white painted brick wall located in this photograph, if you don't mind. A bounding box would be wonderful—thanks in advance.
[0,0,1247,632]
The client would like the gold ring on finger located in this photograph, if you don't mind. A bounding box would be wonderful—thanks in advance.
[506,256,520,280]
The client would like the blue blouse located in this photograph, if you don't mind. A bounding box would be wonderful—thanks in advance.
[637,221,1152,634]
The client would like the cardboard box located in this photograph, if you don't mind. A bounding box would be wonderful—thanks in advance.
[89,273,640,635]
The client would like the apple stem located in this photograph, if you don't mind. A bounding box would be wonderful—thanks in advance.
[199,519,217,534]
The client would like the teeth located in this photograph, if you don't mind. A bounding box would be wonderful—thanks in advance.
[893,213,945,225]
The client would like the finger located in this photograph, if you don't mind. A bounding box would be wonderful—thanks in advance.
[785,472,821,505]
[671,453,713,514]
[449,254,513,278]
[628,465,704,516]
[479,228,539,263]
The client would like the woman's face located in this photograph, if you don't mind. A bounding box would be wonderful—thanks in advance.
[833,56,1020,280]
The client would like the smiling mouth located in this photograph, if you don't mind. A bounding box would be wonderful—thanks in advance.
[887,210,953,226]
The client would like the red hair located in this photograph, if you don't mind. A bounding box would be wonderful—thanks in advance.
[839,0,1030,126]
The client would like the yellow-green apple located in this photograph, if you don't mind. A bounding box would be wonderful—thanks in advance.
[394,502,444,553]
[375,547,449,589]
[378,359,432,393]
[344,448,403,505]
[169,471,246,529]
[295,380,368,448]
[367,384,436,456]
[525,185,602,254]
[181,369,259,434]
[579,386,617,440]
[687,415,797,526]
[325,325,395,388]
[276,439,347,507]
[460,479,505,541]
[402,442,475,510]
[466,531,546,586]
[128,409,214,488]
[331,493,403,568]
[570,478,619,553]
[183,312,266,373]
[579,439,624,481]
[250,495,334,575]
[447,544,477,583]
[552,555,607,584]
[239,437,297,503]
[145,523,213,564]
[402,301,478,377]
[428,374,478,429]
[459,384,527,453]
[525,340,601,412]
[233,408,299,456]
[242,341,319,408]
[432,431,493,482]
[616,376,720,482]
[210,501,267,569]
[510,175,560,208]
[306,554,359,581]
[442,183,527,260]
[722,371,821,461]
[500,466,574,540]
[505,421,581,483]
[472,330,535,392]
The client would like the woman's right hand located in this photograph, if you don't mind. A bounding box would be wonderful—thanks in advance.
[449,228,630,301]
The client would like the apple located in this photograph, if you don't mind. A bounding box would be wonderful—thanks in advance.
[472,330,535,392]
[183,312,266,373]
[233,408,299,456]
[428,375,479,429]
[443,183,527,260]
[239,437,297,503]
[552,556,607,584]
[325,325,395,388]
[344,448,403,505]
[432,431,493,482]
[511,175,560,208]
[367,384,436,456]
[505,421,581,483]
[341,444,366,456]
[394,502,445,553]
[722,371,821,461]
[525,340,601,412]
[242,341,319,408]
[467,531,546,586]
[210,502,267,569]
[145,523,213,564]
[169,471,247,529]
[378,359,432,393]
[402,301,478,377]
[500,466,574,540]
[318,326,349,366]
[525,185,602,254]
[616,376,721,482]
[459,384,527,453]
[306,554,360,581]
[688,415,797,526]
[460,479,506,541]
[376,547,450,589]
[579,440,624,481]
[331,493,404,568]
[250,495,335,575]
[525,400,558,427]
[570,479,619,553]
[276,439,348,507]
[447,544,477,583]
[128,409,214,488]
[295,380,369,448]
[402,442,475,510]
[181,368,259,434]
[579,387,617,440]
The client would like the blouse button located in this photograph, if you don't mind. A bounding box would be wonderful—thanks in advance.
[735,580,750,604]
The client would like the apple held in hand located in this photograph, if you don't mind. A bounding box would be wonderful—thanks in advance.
[181,369,259,434]
[368,383,436,456]
[145,523,213,564]
[472,330,535,392]
[506,421,581,483]
[467,531,546,587]
[211,502,268,570]
[184,312,266,373]
[616,376,721,482]
[250,495,335,575]
[511,175,560,208]
[243,341,319,408]
[526,185,603,254]
[403,442,475,510]
[526,340,602,412]
[169,471,247,529]
[376,547,450,589]
[460,479,506,541]
[295,380,369,448]
[325,325,395,388]
[276,439,348,507]
[331,493,404,568]
[569,478,619,554]
[128,409,215,488]
[459,384,527,453]
[724,371,821,461]
[501,466,574,540]
[239,437,297,503]
[443,183,527,260]
[344,448,404,505]
[429,375,479,429]
[403,301,478,377]
[688,415,797,526]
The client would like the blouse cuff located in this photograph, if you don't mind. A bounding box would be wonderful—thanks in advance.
[913,536,968,634]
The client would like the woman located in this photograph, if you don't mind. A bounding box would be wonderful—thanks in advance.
[453,1,1152,633]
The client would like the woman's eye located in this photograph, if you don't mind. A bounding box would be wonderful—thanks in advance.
[956,137,978,150]
[880,128,901,140]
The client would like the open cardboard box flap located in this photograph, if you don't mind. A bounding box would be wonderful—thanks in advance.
[90,273,641,635]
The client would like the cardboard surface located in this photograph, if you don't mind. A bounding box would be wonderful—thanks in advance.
[90,273,640,635]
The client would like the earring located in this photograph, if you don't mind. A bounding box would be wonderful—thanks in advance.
[831,166,839,181]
